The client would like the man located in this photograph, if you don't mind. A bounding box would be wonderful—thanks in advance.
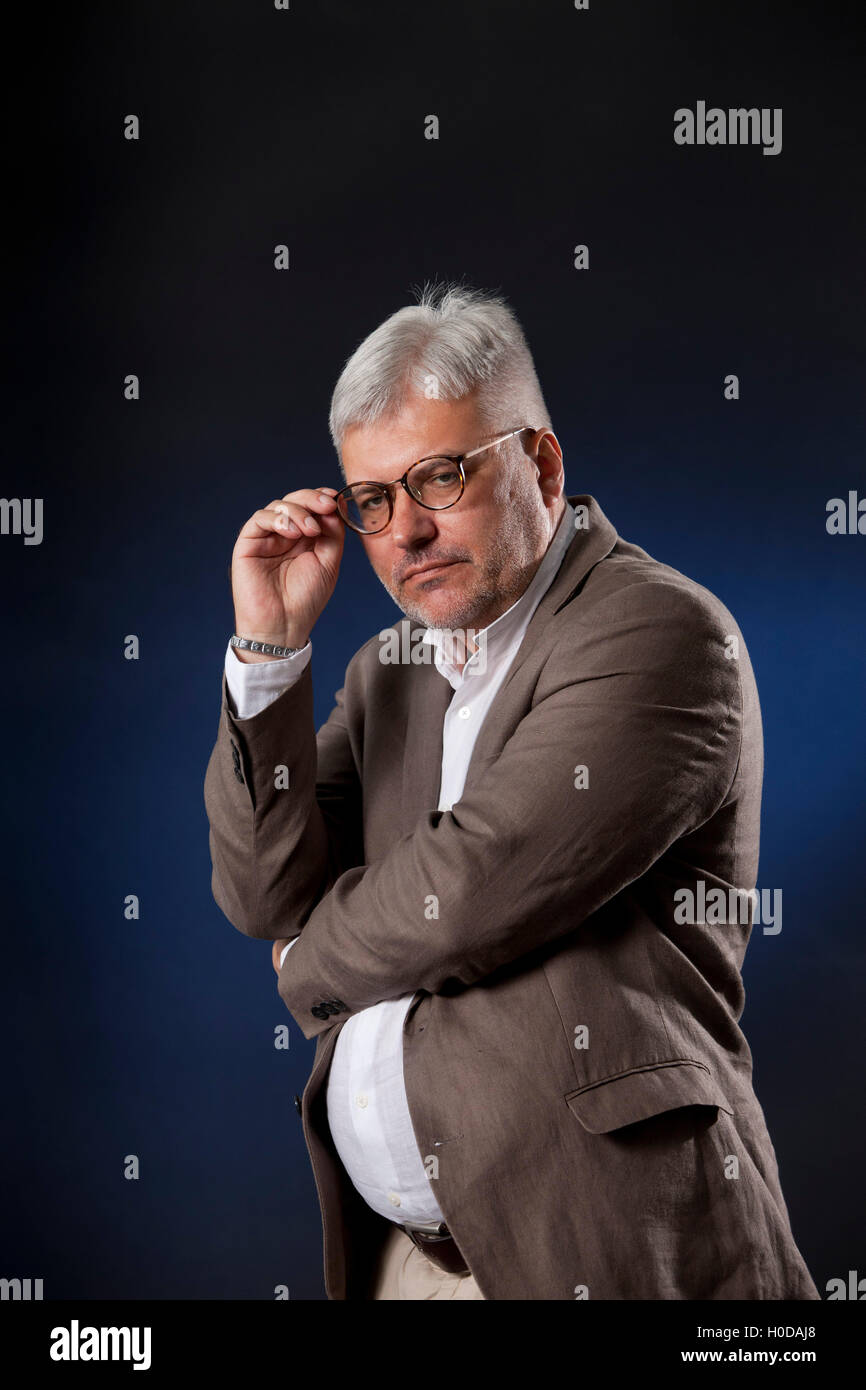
[204,281,819,1300]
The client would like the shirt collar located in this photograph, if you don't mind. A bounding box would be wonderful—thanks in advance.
[422,499,577,685]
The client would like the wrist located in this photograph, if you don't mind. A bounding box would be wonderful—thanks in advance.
[234,649,296,664]
[231,630,310,662]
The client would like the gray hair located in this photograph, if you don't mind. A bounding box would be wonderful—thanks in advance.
[328,279,552,473]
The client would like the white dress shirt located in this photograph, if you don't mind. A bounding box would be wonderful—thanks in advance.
[224,501,576,1226]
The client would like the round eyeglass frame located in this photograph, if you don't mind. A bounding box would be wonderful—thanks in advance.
[334,426,534,534]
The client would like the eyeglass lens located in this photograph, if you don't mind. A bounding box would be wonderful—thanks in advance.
[337,456,463,533]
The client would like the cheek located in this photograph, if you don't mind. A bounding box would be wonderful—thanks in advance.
[362,542,392,579]
[440,516,477,557]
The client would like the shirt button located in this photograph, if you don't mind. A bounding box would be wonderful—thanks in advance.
[355,1093,368,1109]
[387,1192,402,1207]
[458,706,471,719]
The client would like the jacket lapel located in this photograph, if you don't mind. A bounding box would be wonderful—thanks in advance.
[401,648,455,822]
[488,492,618,695]
[398,495,618,822]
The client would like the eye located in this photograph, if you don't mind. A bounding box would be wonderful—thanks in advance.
[429,467,459,486]
[358,491,386,512]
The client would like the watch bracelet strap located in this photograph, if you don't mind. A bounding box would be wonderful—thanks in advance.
[231,633,305,659]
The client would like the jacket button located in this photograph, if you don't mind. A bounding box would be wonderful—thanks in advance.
[311,1006,330,1020]
[294,1094,302,1117]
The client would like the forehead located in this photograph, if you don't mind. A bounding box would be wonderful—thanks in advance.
[341,390,485,482]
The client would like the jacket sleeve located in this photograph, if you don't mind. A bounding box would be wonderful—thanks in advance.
[278,582,746,1039]
[203,650,365,940]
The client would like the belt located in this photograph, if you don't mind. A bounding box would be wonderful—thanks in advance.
[399,1219,470,1276]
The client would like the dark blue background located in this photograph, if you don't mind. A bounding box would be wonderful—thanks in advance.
[3,0,863,1299]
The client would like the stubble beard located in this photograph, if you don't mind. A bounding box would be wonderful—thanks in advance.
[378,473,550,634]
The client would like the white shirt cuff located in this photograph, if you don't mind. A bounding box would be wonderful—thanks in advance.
[279,938,299,969]
[224,639,312,719]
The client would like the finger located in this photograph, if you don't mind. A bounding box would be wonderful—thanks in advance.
[265,501,324,536]
[280,487,340,513]
[243,505,304,539]
[272,938,292,973]
[271,499,344,537]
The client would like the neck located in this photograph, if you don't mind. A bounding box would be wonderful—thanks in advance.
[450,500,568,674]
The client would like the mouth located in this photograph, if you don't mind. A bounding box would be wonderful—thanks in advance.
[403,561,461,582]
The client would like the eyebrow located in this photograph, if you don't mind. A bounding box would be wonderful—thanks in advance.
[350,444,469,484]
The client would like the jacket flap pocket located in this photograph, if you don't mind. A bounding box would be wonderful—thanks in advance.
[564,1060,734,1134]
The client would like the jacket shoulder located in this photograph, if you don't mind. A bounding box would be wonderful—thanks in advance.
[565,537,746,645]
[543,538,749,721]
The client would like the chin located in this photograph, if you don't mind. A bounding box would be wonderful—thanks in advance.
[395,575,481,630]
[421,598,478,632]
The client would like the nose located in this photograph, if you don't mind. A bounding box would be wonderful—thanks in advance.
[389,483,439,549]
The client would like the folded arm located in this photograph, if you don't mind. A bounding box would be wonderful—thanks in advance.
[278,583,744,1039]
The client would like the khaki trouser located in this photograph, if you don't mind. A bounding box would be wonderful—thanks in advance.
[367,1219,485,1300]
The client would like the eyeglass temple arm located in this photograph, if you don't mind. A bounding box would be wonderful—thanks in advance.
[462,425,535,461]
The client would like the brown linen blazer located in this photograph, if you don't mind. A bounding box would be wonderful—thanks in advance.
[204,493,819,1301]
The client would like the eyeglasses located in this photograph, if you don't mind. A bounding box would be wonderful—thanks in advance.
[334,427,534,534]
